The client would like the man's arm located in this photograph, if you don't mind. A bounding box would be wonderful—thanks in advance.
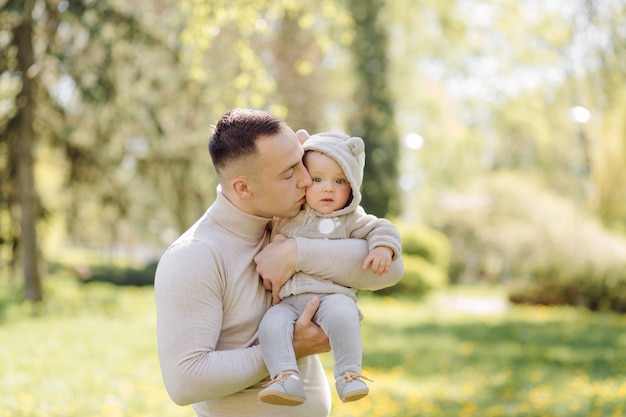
[155,242,268,406]
[296,236,404,289]
[157,240,329,406]
[254,236,403,297]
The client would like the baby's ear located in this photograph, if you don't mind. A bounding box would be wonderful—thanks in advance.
[296,129,310,145]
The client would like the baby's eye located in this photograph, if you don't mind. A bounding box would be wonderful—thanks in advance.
[313,177,322,183]
[336,179,346,185]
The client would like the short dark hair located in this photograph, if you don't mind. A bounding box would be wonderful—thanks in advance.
[208,108,283,174]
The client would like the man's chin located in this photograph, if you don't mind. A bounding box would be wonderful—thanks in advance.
[286,205,303,218]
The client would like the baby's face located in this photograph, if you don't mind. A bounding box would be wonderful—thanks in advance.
[303,151,352,214]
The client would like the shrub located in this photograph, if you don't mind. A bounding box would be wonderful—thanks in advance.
[80,261,158,287]
[509,259,626,312]
[375,254,448,298]
[397,222,451,271]
[375,222,451,298]
[429,172,626,311]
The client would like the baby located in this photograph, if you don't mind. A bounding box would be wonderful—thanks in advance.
[258,131,402,406]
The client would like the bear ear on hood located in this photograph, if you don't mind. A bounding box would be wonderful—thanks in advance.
[347,136,365,156]
[296,129,310,145]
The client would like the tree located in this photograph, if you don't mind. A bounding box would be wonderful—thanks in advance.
[1,0,209,300]
[180,0,402,218]
[346,0,400,217]
[6,0,43,302]
[574,0,626,230]
[179,0,352,131]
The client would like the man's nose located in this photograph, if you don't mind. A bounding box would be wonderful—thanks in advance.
[298,167,312,188]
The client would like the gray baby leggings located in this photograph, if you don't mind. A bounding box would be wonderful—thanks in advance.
[259,292,362,379]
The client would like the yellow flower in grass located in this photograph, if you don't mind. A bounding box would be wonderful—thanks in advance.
[372,398,400,416]
[528,384,552,409]
[17,392,34,404]
[570,375,589,390]
[100,396,123,417]
[460,402,478,416]
[500,387,515,399]
[419,401,440,415]
[485,405,506,417]
[460,382,476,396]
[459,341,474,356]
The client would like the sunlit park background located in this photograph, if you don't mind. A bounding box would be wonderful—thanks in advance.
[2,0,626,416]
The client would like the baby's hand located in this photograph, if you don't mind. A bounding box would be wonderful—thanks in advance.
[362,246,393,276]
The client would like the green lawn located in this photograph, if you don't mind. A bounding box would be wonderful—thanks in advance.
[1,278,625,417]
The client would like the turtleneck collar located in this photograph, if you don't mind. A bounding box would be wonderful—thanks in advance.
[208,191,272,241]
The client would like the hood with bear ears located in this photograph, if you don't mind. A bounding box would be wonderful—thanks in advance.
[297,129,366,215]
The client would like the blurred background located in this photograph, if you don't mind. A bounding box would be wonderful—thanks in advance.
[2,0,625,309]
[2,1,626,416]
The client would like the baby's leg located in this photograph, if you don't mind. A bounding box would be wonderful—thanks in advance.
[258,301,301,378]
[315,293,362,377]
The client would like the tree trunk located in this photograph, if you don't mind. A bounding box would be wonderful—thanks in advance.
[347,0,400,217]
[12,0,43,302]
[272,8,325,132]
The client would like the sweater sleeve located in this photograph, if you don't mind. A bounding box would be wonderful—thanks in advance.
[154,240,268,406]
[294,237,404,291]
[345,207,403,258]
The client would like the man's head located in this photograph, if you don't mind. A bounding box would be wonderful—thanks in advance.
[208,108,312,218]
[209,108,281,178]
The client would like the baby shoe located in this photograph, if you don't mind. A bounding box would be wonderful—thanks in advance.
[335,372,373,402]
[259,371,305,406]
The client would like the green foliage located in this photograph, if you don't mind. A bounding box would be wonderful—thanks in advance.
[348,0,400,217]
[376,254,448,299]
[594,102,626,231]
[48,251,158,287]
[3,0,626,307]
[375,222,450,298]
[179,0,354,128]
[81,261,158,287]
[399,223,451,270]
[430,172,626,312]
[509,260,626,313]
[389,0,626,234]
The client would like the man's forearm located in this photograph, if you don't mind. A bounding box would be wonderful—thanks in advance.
[295,237,404,290]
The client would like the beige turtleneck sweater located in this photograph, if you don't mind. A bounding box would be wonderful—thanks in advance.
[155,192,403,416]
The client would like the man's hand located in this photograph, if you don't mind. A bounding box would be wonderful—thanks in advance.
[254,234,296,305]
[292,296,330,358]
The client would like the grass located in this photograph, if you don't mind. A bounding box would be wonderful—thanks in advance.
[1,278,626,417]
[326,288,626,417]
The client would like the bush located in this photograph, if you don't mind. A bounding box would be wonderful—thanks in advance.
[80,261,158,287]
[375,222,451,298]
[398,222,451,271]
[429,172,626,311]
[376,254,448,298]
[509,260,626,312]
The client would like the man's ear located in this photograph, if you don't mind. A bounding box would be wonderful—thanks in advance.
[230,176,252,199]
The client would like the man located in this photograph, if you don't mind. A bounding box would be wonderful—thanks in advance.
[155,108,403,417]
